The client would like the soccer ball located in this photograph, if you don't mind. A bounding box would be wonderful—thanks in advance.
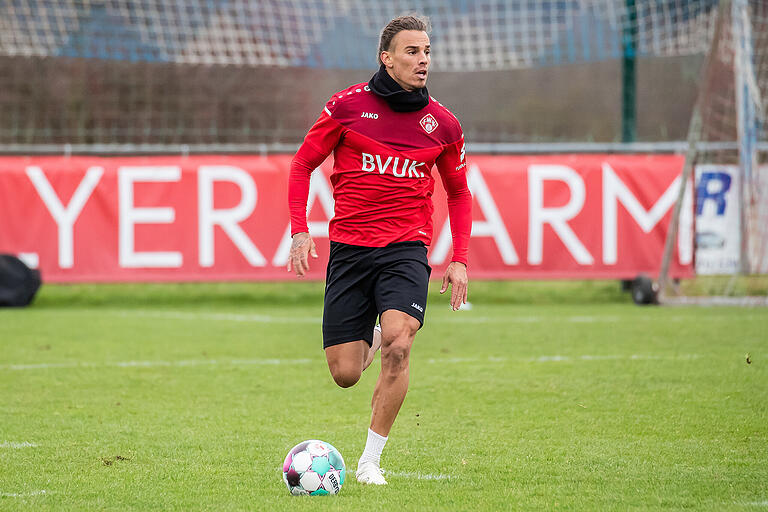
[282,440,345,496]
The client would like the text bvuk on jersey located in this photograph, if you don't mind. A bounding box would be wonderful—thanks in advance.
[361,152,426,178]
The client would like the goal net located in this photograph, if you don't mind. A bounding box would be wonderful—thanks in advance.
[0,0,721,146]
[658,0,768,305]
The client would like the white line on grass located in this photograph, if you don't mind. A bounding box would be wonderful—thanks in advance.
[567,315,622,323]
[1,362,83,370]
[384,471,454,480]
[437,315,623,324]
[45,309,760,326]
[112,310,321,324]
[62,309,632,326]
[425,354,700,364]
[739,501,768,507]
[0,490,50,497]
[425,357,481,364]
[0,358,314,371]
[0,441,38,448]
[529,354,701,362]
[0,354,701,372]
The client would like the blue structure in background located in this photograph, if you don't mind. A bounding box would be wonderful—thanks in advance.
[1,0,719,70]
[57,4,167,62]
[300,16,378,69]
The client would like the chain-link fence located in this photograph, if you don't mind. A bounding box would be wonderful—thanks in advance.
[0,0,720,146]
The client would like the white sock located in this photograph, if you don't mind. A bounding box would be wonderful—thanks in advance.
[358,428,387,468]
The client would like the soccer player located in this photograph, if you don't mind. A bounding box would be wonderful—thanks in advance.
[287,14,471,485]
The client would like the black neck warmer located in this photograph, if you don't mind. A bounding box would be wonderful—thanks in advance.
[368,64,429,112]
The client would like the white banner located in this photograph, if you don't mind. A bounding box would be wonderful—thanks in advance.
[695,164,741,275]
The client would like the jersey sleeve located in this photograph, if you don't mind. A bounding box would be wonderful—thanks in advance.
[435,135,471,266]
[289,101,345,236]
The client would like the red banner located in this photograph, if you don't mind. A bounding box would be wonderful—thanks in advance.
[0,154,693,282]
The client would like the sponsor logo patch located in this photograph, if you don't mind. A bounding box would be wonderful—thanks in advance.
[361,112,379,119]
[420,114,438,134]
[411,302,424,312]
[361,152,425,178]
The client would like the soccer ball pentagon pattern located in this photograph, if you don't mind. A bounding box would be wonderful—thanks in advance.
[282,440,345,496]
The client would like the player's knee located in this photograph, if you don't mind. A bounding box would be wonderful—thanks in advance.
[331,370,360,388]
[381,322,418,347]
[381,342,410,375]
[329,363,361,388]
[325,341,366,388]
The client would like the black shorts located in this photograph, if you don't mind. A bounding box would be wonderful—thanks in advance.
[322,241,431,349]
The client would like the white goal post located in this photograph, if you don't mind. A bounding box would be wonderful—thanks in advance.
[658,0,768,306]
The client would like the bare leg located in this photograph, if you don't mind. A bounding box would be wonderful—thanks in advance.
[369,310,420,437]
[324,340,368,388]
[325,323,383,387]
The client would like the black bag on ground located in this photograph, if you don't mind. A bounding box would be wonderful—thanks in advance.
[0,254,42,307]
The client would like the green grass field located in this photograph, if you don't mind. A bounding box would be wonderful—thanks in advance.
[1,281,766,511]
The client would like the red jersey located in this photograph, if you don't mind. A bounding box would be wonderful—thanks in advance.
[289,82,471,265]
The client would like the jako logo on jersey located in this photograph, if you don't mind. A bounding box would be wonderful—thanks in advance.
[361,112,379,119]
[411,302,424,312]
[361,152,426,178]
[420,114,438,134]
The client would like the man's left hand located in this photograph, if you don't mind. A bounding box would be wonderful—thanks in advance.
[440,261,468,311]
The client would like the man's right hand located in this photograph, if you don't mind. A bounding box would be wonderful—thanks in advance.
[287,232,318,278]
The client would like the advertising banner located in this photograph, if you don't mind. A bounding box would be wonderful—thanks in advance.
[694,164,742,275]
[0,154,693,282]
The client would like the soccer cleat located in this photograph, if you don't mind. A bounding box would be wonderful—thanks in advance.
[355,461,387,485]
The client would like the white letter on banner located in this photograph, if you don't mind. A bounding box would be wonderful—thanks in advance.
[198,166,265,267]
[430,164,518,265]
[272,170,335,266]
[602,163,688,265]
[26,166,103,268]
[118,166,182,268]
[528,165,593,265]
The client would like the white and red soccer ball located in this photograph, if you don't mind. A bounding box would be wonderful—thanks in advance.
[282,440,345,496]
